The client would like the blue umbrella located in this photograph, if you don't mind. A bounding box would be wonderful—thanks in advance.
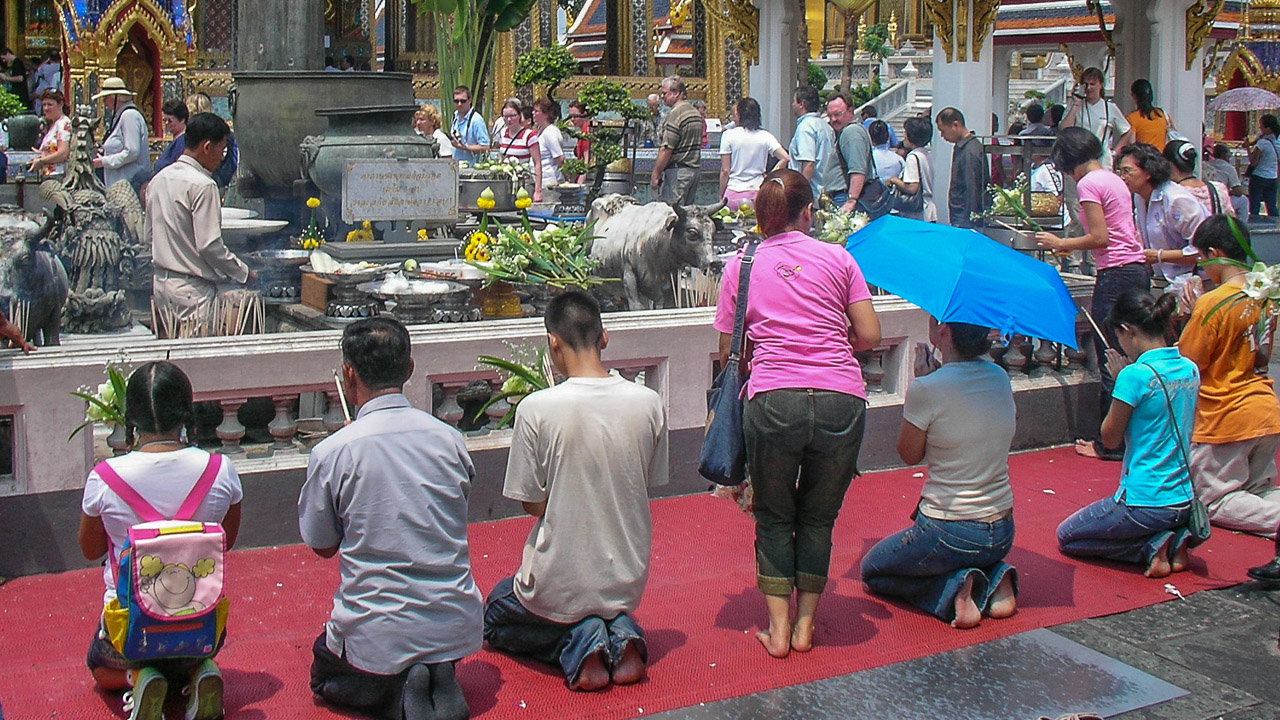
[845,216,1079,348]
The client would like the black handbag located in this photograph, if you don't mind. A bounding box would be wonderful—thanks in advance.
[889,152,926,215]
[1143,362,1211,544]
[698,241,759,486]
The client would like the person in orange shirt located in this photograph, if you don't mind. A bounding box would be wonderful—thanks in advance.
[1181,216,1280,540]
[1126,79,1171,152]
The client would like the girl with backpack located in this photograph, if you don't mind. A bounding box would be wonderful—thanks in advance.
[79,361,242,720]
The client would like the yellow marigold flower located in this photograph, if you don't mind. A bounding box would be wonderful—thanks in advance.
[306,197,321,209]
[417,228,428,242]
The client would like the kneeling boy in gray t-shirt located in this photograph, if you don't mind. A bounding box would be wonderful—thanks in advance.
[483,290,669,691]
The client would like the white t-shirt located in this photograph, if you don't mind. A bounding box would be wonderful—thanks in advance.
[903,359,1016,520]
[503,375,669,623]
[1076,98,1131,166]
[81,447,243,604]
[899,147,936,222]
[719,126,782,191]
[873,147,905,181]
[538,124,565,186]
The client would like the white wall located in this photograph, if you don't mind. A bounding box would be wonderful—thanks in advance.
[749,0,801,145]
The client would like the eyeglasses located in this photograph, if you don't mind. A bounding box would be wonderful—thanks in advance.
[1116,165,1139,177]
[568,113,585,119]
[454,98,468,104]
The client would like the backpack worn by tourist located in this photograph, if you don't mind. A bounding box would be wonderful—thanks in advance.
[96,454,229,663]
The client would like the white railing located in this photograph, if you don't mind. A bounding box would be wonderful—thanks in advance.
[856,79,912,120]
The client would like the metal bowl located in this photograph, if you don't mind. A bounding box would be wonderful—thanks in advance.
[248,249,312,267]
[301,264,395,284]
[221,207,259,220]
[357,278,469,302]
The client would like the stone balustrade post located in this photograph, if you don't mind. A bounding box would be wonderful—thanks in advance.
[268,394,299,455]
[323,390,347,435]
[216,399,247,456]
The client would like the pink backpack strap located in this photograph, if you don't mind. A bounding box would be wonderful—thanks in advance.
[93,461,163,522]
[175,454,222,521]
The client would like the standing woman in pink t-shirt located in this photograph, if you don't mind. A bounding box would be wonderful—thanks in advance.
[713,169,881,658]
[1031,127,1150,461]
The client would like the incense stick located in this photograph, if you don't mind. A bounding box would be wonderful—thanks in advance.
[1079,305,1110,350]
[332,369,352,423]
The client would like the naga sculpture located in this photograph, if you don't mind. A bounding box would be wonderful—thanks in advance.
[36,105,147,334]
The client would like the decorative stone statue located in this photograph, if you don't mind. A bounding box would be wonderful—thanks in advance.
[0,207,69,346]
[35,105,147,334]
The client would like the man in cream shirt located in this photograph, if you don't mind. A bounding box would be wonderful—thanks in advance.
[147,113,253,335]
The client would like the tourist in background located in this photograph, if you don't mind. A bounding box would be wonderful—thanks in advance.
[1203,143,1248,219]
[28,89,69,178]
[1114,143,1207,283]
[1164,139,1232,217]
[649,76,703,204]
[1182,217,1280,541]
[691,98,709,148]
[184,92,237,188]
[860,104,899,148]
[862,318,1017,629]
[533,98,564,191]
[30,50,59,107]
[1126,79,1171,151]
[1019,104,1054,140]
[885,116,935,222]
[714,169,880,658]
[1033,128,1149,461]
[1246,114,1280,220]
[717,96,789,209]
[936,107,987,228]
[823,92,869,210]
[150,99,189,177]
[449,85,490,165]
[491,96,520,142]
[870,120,904,181]
[1061,67,1133,168]
[79,360,243,720]
[568,100,592,180]
[414,104,453,158]
[0,48,29,109]
[497,99,543,202]
[91,77,149,189]
[1057,290,1200,579]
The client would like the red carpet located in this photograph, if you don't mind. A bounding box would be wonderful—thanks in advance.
[1,446,1271,719]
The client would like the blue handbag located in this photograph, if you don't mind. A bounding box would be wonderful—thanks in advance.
[698,241,759,486]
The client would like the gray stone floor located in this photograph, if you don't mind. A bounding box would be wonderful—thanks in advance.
[652,582,1280,720]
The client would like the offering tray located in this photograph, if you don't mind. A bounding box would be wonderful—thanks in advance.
[301,264,396,284]
[221,207,259,220]
[357,277,475,324]
[356,278,470,302]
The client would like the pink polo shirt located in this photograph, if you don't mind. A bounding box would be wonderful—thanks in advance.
[713,231,872,399]
[1076,168,1145,270]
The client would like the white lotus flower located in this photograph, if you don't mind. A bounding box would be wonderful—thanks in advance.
[1243,262,1274,300]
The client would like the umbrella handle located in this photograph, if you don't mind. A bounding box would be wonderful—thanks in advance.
[1079,305,1111,350]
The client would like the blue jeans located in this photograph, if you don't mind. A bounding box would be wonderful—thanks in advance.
[1091,263,1150,445]
[1249,175,1279,218]
[745,389,866,595]
[482,577,646,685]
[1057,495,1192,565]
[860,514,1017,622]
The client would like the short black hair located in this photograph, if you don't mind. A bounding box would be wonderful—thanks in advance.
[936,107,965,126]
[903,116,933,147]
[1050,126,1103,174]
[1191,214,1251,263]
[862,105,878,118]
[1213,142,1232,161]
[1048,104,1066,126]
[1163,138,1198,174]
[869,120,890,146]
[185,112,230,147]
[342,316,412,391]
[1025,104,1045,124]
[162,99,189,123]
[124,361,195,447]
[794,85,820,113]
[1263,114,1280,136]
[1114,142,1172,185]
[946,322,992,359]
[545,290,604,351]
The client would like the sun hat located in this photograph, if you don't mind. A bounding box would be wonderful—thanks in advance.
[91,77,134,100]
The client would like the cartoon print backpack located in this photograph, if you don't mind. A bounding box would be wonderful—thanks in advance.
[95,454,229,663]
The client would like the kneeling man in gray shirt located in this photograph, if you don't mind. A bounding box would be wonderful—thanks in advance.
[484,291,669,691]
[300,316,483,720]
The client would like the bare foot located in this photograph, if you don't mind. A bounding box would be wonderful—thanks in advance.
[1171,544,1190,573]
[569,651,610,692]
[987,574,1017,619]
[1074,439,1100,458]
[790,618,814,653]
[611,643,646,685]
[756,623,791,659]
[951,574,982,629]
[1145,538,1172,579]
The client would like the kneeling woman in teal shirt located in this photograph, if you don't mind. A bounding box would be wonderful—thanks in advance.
[1057,289,1201,577]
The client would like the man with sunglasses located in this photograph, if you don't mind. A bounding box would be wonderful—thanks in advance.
[449,86,490,165]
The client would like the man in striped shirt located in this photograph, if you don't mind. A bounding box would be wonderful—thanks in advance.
[649,76,703,205]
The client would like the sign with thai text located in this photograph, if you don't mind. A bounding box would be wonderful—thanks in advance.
[341,159,458,223]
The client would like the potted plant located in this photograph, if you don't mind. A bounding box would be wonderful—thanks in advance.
[572,78,650,199]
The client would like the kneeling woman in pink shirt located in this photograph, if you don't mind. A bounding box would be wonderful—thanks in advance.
[713,169,881,658]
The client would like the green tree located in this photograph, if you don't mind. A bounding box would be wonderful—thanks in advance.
[514,43,580,101]
[806,61,828,91]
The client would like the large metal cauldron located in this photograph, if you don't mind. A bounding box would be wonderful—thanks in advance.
[3,113,41,151]
[300,105,438,198]
[229,71,417,198]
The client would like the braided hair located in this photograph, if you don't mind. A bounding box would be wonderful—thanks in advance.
[124,361,196,448]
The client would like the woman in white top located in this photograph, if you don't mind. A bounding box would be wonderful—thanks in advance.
[533,98,565,188]
[1115,143,1207,282]
[413,104,453,158]
[717,97,789,209]
[885,116,936,222]
[28,89,69,177]
[79,361,243,719]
